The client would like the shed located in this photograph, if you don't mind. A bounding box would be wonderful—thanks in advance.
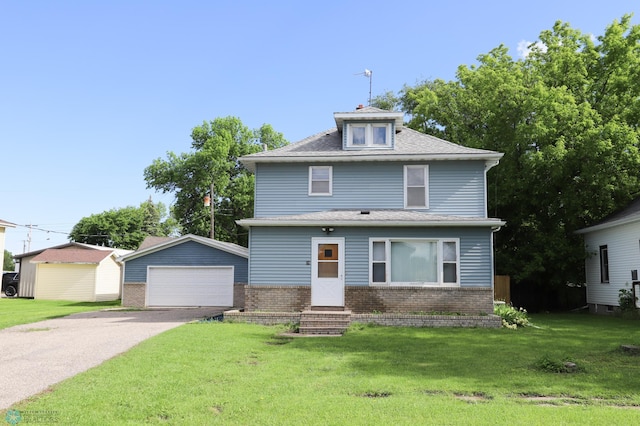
[14,243,130,301]
[14,242,131,302]
[118,234,248,308]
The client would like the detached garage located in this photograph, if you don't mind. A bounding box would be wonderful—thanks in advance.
[119,234,248,308]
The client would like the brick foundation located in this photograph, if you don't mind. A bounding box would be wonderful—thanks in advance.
[122,283,146,308]
[245,286,311,312]
[223,310,500,328]
[233,283,247,308]
[244,285,494,315]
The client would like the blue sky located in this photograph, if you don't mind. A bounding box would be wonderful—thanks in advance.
[1,0,638,259]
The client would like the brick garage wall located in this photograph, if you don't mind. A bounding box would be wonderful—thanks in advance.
[124,282,245,309]
[245,286,310,312]
[233,283,247,308]
[346,286,494,315]
[122,283,146,308]
[245,285,493,315]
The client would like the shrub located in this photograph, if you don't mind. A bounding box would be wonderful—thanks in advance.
[619,288,637,313]
[494,303,530,329]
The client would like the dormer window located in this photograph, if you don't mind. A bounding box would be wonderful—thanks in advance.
[346,123,392,148]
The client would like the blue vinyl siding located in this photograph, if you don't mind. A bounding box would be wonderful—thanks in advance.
[254,161,485,217]
[124,241,248,283]
[429,162,485,216]
[249,226,492,287]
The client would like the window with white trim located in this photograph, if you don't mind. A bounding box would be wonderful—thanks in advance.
[370,238,459,286]
[346,123,392,148]
[404,165,429,208]
[309,166,332,196]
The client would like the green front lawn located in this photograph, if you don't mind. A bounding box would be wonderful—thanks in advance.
[0,298,120,330]
[5,313,640,424]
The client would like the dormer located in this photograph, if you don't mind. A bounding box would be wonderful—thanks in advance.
[334,106,404,150]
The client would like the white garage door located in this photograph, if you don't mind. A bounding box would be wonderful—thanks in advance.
[147,266,234,307]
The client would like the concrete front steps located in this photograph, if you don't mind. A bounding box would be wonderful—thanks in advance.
[299,308,351,336]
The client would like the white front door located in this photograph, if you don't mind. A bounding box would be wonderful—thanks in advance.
[311,237,345,306]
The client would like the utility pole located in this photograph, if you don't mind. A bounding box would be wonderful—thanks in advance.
[204,183,215,239]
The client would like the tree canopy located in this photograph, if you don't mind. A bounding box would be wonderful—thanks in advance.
[387,15,640,291]
[144,117,288,246]
[4,250,15,271]
[69,198,177,250]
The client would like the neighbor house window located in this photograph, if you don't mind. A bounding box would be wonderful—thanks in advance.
[404,165,429,208]
[370,238,459,285]
[309,166,332,196]
[599,245,609,283]
[346,123,392,148]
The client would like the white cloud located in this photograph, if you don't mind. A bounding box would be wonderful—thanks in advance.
[517,40,547,58]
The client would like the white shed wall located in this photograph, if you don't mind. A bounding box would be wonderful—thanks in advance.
[35,264,97,302]
[94,256,122,301]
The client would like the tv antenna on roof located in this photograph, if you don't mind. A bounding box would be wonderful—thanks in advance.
[354,69,372,105]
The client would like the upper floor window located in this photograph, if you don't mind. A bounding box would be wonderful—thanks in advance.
[599,245,609,283]
[309,166,332,196]
[404,165,429,208]
[346,123,392,148]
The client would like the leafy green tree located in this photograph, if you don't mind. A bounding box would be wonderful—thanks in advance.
[69,199,176,250]
[4,250,15,271]
[370,90,401,111]
[144,117,288,246]
[399,15,640,295]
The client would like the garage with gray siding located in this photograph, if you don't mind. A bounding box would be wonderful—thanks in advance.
[119,234,248,308]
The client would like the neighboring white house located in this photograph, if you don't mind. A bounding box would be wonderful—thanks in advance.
[576,197,640,314]
[0,218,17,273]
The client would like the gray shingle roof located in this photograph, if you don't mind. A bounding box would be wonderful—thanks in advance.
[577,196,640,233]
[0,219,16,228]
[241,126,501,170]
[30,248,114,264]
[118,234,248,262]
[238,209,504,228]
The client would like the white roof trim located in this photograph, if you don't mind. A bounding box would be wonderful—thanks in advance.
[117,234,248,262]
[334,111,404,129]
[575,215,640,234]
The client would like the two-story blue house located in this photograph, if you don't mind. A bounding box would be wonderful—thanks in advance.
[237,106,504,315]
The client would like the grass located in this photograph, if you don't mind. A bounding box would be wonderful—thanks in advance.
[3,313,640,424]
[0,298,121,330]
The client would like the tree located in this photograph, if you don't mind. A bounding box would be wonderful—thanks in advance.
[370,90,402,111]
[399,16,640,299]
[4,250,15,271]
[69,199,176,250]
[144,117,288,246]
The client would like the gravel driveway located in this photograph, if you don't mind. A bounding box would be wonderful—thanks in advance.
[0,307,225,410]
